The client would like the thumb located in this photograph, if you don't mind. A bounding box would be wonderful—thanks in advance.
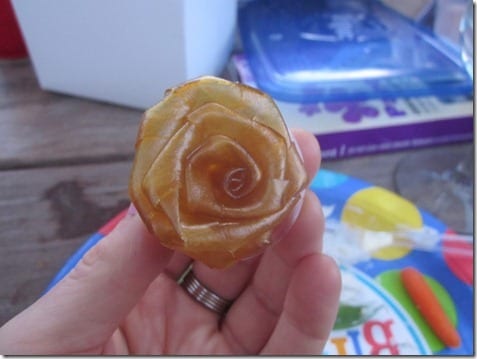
[0,205,173,354]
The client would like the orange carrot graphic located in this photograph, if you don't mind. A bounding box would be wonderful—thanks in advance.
[400,267,461,348]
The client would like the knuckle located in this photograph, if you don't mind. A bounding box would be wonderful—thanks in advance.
[67,242,108,282]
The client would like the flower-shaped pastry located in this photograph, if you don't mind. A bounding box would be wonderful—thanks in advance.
[129,76,308,268]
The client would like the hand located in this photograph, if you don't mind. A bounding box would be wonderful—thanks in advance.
[0,129,341,355]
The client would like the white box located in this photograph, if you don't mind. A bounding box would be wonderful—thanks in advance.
[12,0,237,109]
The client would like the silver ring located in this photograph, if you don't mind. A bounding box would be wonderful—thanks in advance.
[180,268,232,316]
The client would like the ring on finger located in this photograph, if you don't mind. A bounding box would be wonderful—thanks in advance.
[179,267,233,316]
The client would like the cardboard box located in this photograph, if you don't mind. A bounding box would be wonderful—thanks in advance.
[12,0,237,109]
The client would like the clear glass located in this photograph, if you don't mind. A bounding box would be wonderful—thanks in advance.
[393,2,474,235]
[394,145,474,234]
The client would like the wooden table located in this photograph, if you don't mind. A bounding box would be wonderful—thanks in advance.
[0,59,473,327]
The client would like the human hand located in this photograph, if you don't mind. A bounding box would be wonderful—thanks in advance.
[0,129,341,355]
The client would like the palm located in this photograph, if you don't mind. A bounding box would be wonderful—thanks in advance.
[0,130,341,355]
[103,193,340,355]
[109,275,232,354]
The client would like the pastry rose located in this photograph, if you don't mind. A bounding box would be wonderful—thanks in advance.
[129,76,308,268]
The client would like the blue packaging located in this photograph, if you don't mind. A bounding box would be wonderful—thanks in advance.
[238,0,473,103]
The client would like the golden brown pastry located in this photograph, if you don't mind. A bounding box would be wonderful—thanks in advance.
[129,76,308,268]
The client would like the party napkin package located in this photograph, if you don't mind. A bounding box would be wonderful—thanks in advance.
[313,170,473,355]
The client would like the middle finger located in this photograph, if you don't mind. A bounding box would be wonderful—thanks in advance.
[183,129,320,317]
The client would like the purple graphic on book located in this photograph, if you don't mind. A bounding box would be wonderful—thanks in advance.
[324,101,379,123]
[299,103,322,116]
[299,99,406,121]
[383,99,407,117]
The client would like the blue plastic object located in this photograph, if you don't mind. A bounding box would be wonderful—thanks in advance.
[238,0,473,103]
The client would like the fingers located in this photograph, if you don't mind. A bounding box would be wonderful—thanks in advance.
[221,190,325,353]
[164,252,193,280]
[185,129,321,319]
[262,254,341,354]
[291,128,321,182]
[192,258,260,302]
[0,208,173,354]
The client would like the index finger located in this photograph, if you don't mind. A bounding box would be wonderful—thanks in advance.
[0,209,173,354]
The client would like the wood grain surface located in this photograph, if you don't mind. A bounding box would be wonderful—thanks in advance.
[0,60,136,325]
[0,59,140,169]
[0,59,473,327]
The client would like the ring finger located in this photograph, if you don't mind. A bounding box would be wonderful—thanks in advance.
[180,129,321,317]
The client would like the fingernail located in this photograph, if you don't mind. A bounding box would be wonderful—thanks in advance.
[127,203,137,217]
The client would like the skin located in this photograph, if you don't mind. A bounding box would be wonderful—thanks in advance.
[0,129,341,355]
